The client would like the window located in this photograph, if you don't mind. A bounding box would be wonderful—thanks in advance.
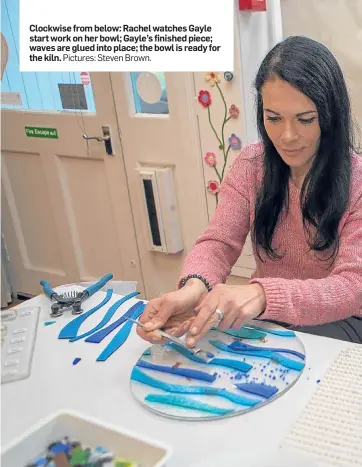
[1,0,96,112]
[130,72,169,114]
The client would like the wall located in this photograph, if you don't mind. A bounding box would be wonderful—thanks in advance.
[193,1,283,281]
[280,0,362,133]
[193,25,257,280]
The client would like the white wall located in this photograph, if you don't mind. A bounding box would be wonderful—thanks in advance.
[280,0,362,133]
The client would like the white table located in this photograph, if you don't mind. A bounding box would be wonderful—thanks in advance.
[1,290,356,466]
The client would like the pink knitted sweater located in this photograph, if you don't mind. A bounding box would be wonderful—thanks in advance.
[180,142,362,326]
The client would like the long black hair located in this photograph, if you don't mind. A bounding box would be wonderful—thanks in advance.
[251,35,359,264]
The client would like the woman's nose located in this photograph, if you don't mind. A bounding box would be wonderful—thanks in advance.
[281,124,299,144]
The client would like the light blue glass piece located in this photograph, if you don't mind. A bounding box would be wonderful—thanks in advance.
[132,367,261,406]
[230,340,305,360]
[145,394,234,415]
[217,327,267,339]
[246,325,296,337]
[209,340,304,371]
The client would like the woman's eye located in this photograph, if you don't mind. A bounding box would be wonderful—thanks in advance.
[266,116,281,122]
[299,117,316,125]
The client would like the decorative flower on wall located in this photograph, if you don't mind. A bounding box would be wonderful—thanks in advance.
[204,152,217,167]
[205,72,221,87]
[198,72,241,204]
[229,104,240,119]
[198,90,211,107]
[228,133,242,150]
[207,180,220,194]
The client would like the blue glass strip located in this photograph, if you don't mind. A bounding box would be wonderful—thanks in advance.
[96,303,146,361]
[85,301,144,343]
[136,360,217,382]
[167,342,252,372]
[69,292,139,342]
[58,289,113,339]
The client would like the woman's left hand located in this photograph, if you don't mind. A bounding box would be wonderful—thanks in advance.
[186,283,266,348]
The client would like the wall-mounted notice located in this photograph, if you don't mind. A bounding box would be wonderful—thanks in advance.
[25,126,59,138]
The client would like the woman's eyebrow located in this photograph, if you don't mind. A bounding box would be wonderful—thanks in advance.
[264,109,317,117]
[264,108,280,115]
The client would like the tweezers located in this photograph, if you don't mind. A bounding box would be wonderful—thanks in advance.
[126,317,214,363]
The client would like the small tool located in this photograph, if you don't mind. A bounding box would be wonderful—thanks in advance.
[40,273,113,317]
[126,317,215,363]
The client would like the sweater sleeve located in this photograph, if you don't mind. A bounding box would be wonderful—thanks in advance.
[250,191,362,325]
[178,152,253,287]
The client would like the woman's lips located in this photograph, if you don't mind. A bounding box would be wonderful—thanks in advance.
[282,148,304,154]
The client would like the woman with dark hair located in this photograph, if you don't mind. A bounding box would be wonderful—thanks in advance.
[138,36,362,344]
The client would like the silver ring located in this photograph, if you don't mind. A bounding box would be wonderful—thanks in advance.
[215,308,224,326]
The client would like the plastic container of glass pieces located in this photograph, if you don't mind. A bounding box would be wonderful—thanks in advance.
[1,410,172,467]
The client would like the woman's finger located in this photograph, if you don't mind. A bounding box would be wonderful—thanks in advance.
[186,311,221,347]
[218,308,239,331]
[231,316,247,330]
[138,318,193,344]
[136,324,169,344]
[136,303,167,343]
[166,319,193,338]
[140,299,175,332]
[230,297,259,330]
[189,291,220,337]
[231,307,256,330]
[138,302,158,325]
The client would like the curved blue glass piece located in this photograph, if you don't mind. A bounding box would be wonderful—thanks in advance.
[136,360,217,382]
[218,327,267,339]
[209,340,304,371]
[167,342,252,372]
[246,325,296,337]
[96,303,145,361]
[131,367,261,406]
[166,342,207,363]
[270,353,304,371]
[69,292,140,342]
[58,289,113,339]
[85,301,144,343]
[145,394,234,416]
[229,341,305,360]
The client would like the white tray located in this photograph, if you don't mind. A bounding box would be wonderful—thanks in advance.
[1,410,173,467]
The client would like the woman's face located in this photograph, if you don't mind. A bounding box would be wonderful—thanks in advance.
[262,77,321,173]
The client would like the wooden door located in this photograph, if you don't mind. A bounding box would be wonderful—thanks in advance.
[1,72,144,297]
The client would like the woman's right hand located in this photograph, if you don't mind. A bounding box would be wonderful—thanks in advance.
[136,279,208,345]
